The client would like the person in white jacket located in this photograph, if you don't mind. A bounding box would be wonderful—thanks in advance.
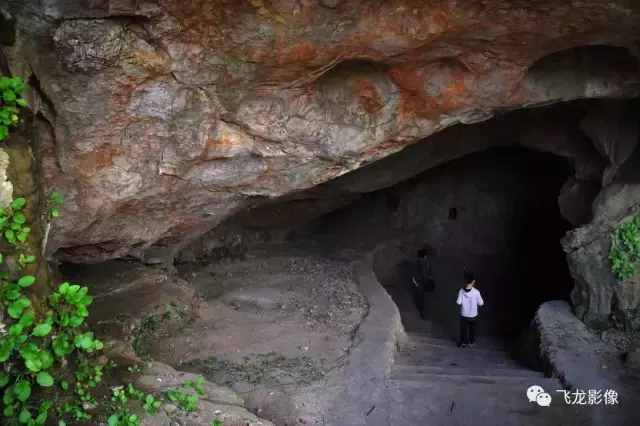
[456,271,484,348]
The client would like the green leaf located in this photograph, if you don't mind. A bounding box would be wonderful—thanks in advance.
[32,323,52,337]
[3,387,14,404]
[5,285,21,300]
[17,227,30,242]
[4,229,15,243]
[25,357,42,372]
[10,197,26,210]
[52,335,71,357]
[0,372,9,388]
[35,410,48,424]
[19,407,31,423]
[19,254,36,266]
[9,323,23,336]
[57,282,70,295]
[3,405,15,417]
[36,372,54,387]
[69,315,84,327]
[3,90,16,103]
[50,192,64,205]
[18,309,35,327]
[39,350,54,370]
[13,380,31,402]
[8,77,25,93]
[18,275,36,287]
[8,297,31,318]
[0,339,14,362]
[12,212,26,224]
[74,332,94,350]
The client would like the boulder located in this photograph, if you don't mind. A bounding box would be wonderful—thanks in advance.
[134,361,274,426]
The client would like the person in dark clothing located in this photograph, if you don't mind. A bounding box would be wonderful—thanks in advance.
[411,249,435,319]
[456,271,484,348]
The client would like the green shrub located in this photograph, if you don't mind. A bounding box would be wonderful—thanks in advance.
[609,213,640,281]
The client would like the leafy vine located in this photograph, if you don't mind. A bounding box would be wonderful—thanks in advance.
[0,76,223,425]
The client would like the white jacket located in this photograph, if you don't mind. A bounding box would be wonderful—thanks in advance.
[456,288,484,318]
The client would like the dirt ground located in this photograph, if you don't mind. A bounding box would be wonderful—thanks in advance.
[68,245,369,425]
[154,248,366,379]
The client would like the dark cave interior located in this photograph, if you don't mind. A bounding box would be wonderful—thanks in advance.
[294,145,574,340]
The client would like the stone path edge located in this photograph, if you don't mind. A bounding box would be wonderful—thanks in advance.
[323,251,406,426]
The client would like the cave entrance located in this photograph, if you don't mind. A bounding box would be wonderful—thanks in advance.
[376,146,573,341]
[294,145,574,342]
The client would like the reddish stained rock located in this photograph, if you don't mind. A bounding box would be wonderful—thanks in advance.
[71,147,123,178]
[388,60,475,119]
[3,0,640,262]
[356,79,383,113]
[278,41,318,66]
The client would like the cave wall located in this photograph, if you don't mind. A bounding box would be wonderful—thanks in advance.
[1,0,640,263]
[302,147,571,337]
[561,101,640,331]
[179,101,607,259]
[563,180,640,331]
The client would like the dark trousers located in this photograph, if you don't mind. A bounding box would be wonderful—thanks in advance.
[459,316,477,345]
[410,278,434,320]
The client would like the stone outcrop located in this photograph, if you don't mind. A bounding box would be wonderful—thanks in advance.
[563,182,640,330]
[136,362,274,426]
[1,0,639,262]
[533,301,640,425]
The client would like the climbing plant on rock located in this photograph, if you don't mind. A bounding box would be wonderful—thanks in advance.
[0,75,111,425]
[0,75,222,426]
[0,76,28,142]
[610,213,640,281]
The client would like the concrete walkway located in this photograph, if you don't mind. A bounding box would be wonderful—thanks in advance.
[325,251,619,426]
[368,331,591,426]
[359,250,597,426]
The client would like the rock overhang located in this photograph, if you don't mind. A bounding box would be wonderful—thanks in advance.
[1,0,639,262]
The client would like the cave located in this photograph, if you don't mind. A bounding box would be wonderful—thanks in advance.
[291,145,574,343]
[276,105,584,341]
[5,1,640,424]
[167,97,638,365]
[54,93,637,426]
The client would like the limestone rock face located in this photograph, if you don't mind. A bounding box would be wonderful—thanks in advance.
[563,183,640,331]
[3,1,640,262]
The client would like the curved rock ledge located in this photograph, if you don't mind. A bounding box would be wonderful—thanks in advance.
[324,251,405,425]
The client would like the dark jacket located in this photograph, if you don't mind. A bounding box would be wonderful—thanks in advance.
[416,257,435,292]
